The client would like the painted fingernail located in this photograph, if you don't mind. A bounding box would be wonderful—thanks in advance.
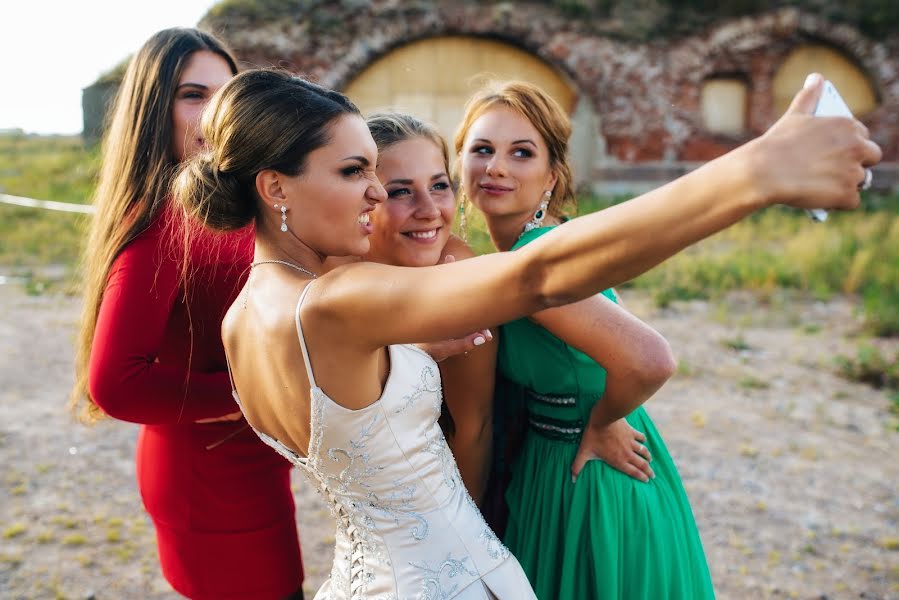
[485,329,493,340]
[571,475,576,484]
[473,336,486,346]
[803,73,822,89]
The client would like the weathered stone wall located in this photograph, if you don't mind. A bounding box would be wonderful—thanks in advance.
[78,2,897,187]
[200,2,898,191]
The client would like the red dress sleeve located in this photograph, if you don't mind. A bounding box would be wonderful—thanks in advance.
[88,218,239,424]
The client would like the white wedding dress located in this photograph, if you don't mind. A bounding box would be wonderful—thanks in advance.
[231,283,537,600]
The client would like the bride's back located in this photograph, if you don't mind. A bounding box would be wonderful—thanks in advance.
[223,272,313,457]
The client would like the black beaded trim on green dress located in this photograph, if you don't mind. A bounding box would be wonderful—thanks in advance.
[527,414,585,442]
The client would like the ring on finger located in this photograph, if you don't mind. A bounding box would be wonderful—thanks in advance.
[859,168,873,191]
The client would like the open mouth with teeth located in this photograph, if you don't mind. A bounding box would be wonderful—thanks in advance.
[402,228,440,240]
[358,213,370,225]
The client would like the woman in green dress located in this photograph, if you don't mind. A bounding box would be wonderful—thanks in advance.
[454,81,717,599]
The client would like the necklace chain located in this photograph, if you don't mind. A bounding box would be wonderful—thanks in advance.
[250,259,317,278]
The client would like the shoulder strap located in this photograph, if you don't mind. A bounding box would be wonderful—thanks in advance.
[294,282,318,388]
[223,348,242,406]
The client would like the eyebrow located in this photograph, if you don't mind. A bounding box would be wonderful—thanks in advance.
[176,82,209,91]
[473,137,537,147]
[385,173,447,186]
[341,155,371,166]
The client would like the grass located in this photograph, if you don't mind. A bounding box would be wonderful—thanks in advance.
[2,133,898,337]
[0,133,95,270]
[572,194,899,337]
[836,343,899,390]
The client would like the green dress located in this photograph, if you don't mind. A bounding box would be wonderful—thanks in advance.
[497,226,715,600]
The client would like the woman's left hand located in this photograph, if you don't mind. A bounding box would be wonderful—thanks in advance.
[571,418,654,484]
[416,329,493,363]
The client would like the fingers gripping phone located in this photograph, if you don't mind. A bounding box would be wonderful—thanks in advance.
[807,79,855,222]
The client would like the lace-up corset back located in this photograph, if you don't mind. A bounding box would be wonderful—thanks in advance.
[231,282,529,600]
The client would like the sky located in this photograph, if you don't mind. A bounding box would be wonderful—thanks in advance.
[0,0,221,135]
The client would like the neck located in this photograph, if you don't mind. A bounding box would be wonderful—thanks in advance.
[485,213,531,252]
[484,213,561,252]
[254,227,325,277]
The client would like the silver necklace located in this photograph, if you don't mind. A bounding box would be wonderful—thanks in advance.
[250,259,317,278]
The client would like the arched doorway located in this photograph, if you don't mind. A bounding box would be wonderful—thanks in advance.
[343,36,599,181]
[772,44,878,116]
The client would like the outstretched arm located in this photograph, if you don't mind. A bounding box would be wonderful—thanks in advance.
[314,78,879,352]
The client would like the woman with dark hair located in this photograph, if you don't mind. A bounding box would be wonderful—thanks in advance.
[71,29,304,600]
[174,67,876,599]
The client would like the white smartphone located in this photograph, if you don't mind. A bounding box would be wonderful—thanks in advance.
[807,80,855,222]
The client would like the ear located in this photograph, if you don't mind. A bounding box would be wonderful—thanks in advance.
[545,169,559,195]
[255,169,287,207]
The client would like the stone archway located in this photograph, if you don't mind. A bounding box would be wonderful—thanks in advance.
[343,36,575,142]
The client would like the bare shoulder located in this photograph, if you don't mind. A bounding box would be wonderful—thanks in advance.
[441,234,477,261]
[225,273,314,353]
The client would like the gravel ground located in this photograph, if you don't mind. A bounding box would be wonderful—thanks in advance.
[0,283,896,599]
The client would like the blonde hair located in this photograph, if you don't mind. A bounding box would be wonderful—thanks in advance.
[71,28,237,422]
[366,112,450,174]
[454,81,576,217]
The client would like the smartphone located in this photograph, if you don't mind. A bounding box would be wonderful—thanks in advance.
[807,80,855,222]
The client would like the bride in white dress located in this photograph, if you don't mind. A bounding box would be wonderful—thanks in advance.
[173,69,878,599]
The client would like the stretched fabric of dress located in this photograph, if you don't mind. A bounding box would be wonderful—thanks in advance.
[497,226,716,600]
[232,282,537,599]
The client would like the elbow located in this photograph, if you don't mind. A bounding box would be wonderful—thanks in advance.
[636,335,677,390]
[88,362,136,421]
[87,374,119,419]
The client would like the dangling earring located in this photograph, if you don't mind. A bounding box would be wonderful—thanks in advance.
[522,190,551,235]
[458,195,468,243]
[279,205,288,233]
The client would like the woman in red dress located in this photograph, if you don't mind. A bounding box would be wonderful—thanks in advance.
[70,28,304,599]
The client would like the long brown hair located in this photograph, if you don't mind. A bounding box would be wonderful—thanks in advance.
[71,28,237,422]
[454,81,577,218]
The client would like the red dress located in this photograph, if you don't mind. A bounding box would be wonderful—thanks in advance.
[88,207,304,599]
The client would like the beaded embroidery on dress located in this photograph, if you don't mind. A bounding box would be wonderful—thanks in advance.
[229,283,536,600]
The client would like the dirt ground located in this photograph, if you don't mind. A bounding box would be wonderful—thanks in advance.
[0,282,896,599]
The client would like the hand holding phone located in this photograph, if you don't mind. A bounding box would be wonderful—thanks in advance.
[806,78,856,222]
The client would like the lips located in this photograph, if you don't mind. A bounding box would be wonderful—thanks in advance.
[480,182,514,194]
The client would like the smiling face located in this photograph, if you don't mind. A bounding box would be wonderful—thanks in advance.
[460,105,558,233]
[364,137,455,267]
[278,114,387,258]
[171,50,234,162]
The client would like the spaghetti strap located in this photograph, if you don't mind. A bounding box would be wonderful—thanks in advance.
[294,282,318,389]
[223,352,241,406]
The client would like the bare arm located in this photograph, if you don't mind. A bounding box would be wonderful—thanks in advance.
[437,236,495,504]
[439,335,496,505]
[530,291,676,427]
[530,292,676,482]
[313,82,879,352]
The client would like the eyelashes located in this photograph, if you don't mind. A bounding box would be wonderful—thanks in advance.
[469,145,533,158]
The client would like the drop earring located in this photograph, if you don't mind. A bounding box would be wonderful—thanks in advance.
[458,195,468,243]
[522,190,551,236]
[280,205,288,233]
